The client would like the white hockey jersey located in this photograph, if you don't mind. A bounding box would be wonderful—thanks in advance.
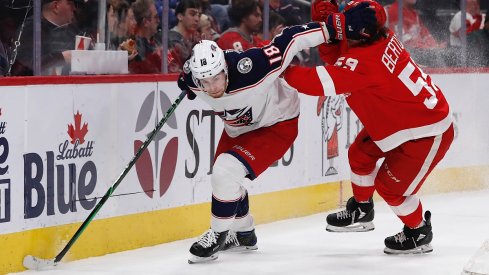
[183,22,330,137]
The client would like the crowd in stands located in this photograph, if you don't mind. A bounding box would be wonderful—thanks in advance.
[0,0,488,77]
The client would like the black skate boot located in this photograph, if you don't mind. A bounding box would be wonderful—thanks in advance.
[188,229,228,264]
[222,229,258,252]
[384,211,433,254]
[326,196,375,232]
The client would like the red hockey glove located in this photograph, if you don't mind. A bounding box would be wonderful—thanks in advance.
[178,72,197,100]
[325,2,377,42]
[311,0,338,22]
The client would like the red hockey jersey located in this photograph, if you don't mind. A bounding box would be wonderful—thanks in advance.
[217,28,266,51]
[284,32,452,152]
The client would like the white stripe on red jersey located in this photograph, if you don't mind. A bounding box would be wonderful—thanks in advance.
[284,31,452,152]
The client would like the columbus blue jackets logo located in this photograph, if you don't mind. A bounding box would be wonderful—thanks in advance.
[216,107,254,127]
[237,57,253,74]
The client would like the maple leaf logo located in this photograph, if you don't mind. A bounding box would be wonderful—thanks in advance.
[67,111,88,144]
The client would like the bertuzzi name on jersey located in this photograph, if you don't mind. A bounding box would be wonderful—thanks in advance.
[382,35,405,74]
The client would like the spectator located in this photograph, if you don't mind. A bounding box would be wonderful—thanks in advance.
[449,0,484,47]
[123,5,137,39]
[75,0,99,40]
[108,1,122,49]
[108,1,137,50]
[155,0,178,29]
[386,0,444,49]
[201,0,230,33]
[217,0,264,51]
[129,0,162,74]
[466,16,489,67]
[199,14,220,41]
[265,10,286,41]
[265,0,303,26]
[0,5,21,74]
[0,42,7,77]
[10,0,78,76]
[167,0,202,73]
[107,1,123,49]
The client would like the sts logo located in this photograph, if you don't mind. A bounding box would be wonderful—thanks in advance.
[23,111,97,219]
[0,108,11,223]
[134,91,178,199]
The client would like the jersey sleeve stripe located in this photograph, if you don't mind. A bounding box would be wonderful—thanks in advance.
[320,22,331,42]
[229,27,327,95]
[291,27,325,39]
[316,66,336,96]
[227,39,298,94]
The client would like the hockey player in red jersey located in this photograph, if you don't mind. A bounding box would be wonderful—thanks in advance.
[284,0,454,254]
[177,3,376,263]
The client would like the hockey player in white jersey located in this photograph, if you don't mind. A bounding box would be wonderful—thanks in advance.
[177,3,377,264]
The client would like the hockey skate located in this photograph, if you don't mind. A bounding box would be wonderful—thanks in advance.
[384,211,433,255]
[326,197,375,232]
[188,229,228,264]
[222,229,258,252]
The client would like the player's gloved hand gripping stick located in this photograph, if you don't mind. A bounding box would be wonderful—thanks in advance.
[23,89,188,270]
[178,72,197,100]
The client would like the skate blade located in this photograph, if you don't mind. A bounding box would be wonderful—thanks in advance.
[384,244,433,255]
[23,255,56,270]
[188,254,218,264]
[326,222,375,233]
[223,245,258,252]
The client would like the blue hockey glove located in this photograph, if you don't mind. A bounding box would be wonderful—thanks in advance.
[325,2,377,42]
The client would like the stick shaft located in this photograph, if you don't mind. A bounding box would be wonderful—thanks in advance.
[54,91,187,263]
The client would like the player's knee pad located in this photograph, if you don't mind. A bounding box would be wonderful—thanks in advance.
[348,142,377,175]
[211,153,248,200]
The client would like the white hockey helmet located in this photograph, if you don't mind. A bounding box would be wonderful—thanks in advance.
[189,40,227,80]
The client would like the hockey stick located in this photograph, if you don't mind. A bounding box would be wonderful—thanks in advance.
[23,90,187,270]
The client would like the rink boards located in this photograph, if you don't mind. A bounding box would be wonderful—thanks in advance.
[0,73,488,273]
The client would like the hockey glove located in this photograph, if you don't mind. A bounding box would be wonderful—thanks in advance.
[311,0,338,22]
[325,2,377,42]
[178,72,197,100]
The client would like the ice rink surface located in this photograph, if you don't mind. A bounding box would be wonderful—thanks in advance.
[12,189,489,275]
